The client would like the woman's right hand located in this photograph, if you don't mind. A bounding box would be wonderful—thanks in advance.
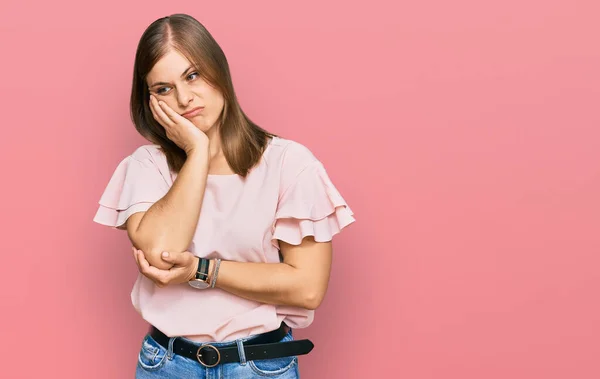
[149,95,209,156]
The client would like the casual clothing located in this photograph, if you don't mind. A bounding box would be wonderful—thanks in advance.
[135,327,299,378]
[92,136,354,343]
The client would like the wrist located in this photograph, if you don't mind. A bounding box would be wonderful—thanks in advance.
[186,138,210,159]
[188,257,211,289]
[187,256,200,282]
[208,258,222,288]
[186,148,209,163]
[207,259,215,283]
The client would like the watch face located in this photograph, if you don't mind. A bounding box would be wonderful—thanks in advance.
[189,280,210,289]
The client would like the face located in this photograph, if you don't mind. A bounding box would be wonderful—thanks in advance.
[146,49,225,133]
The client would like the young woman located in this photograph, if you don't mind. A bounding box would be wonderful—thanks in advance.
[93,13,355,378]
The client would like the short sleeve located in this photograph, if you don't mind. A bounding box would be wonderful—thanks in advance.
[271,160,355,249]
[92,146,171,230]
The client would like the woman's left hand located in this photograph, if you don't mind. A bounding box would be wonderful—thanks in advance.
[132,247,199,288]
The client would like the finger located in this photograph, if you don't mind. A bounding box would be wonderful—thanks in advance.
[149,99,163,126]
[151,96,174,128]
[150,96,170,127]
[158,100,185,124]
[137,251,170,286]
[149,103,173,141]
[137,250,155,273]
[161,251,194,266]
[132,247,141,270]
[137,256,163,287]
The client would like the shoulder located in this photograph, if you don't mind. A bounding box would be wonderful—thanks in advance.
[121,144,173,182]
[129,144,165,163]
[268,136,320,172]
[265,136,324,194]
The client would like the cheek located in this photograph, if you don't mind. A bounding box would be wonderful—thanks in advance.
[159,98,179,111]
[199,83,223,105]
[210,91,225,111]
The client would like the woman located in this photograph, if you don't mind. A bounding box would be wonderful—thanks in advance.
[93,13,355,378]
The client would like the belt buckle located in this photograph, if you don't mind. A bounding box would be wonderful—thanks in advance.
[196,344,220,368]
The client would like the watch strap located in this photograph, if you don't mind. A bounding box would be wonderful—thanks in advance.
[195,257,210,282]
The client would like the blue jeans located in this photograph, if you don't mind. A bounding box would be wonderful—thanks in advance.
[135,328,300,378]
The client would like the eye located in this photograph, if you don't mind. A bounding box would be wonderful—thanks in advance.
[156,87,170,95]
[187,72,199,81]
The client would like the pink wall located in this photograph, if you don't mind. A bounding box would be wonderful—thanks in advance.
[1,0,598,378]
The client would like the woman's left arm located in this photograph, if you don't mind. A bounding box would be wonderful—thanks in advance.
[209,236,332,310]
[138,235,332,310]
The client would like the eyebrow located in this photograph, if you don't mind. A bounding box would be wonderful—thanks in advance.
[149,66,195,88]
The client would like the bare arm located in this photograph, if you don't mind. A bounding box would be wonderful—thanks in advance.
[206,236,333,310]
[127,149,210,270]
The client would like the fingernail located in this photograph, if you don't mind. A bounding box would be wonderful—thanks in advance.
[162,252,169,257]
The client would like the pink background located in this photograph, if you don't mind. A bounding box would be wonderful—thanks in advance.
[1,0,599,378]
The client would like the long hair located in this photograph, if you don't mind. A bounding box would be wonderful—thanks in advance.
[130,13,276,176]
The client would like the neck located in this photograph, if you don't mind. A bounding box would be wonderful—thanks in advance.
[205,125,223,160]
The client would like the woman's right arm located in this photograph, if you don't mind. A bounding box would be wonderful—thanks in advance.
[125,95,211,269]
[125,148,210,270]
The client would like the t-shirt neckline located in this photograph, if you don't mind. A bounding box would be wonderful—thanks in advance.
[207,136,276,179]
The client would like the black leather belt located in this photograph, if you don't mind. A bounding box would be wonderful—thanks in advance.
[149,323,314,368]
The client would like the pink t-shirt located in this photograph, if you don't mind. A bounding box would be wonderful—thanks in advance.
[92,136,355,342]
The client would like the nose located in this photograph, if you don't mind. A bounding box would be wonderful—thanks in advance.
[176,86,194,108]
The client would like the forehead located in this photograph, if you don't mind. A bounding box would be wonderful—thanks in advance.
[147,50,192,81]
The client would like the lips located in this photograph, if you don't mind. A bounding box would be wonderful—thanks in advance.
[181,107,204,117]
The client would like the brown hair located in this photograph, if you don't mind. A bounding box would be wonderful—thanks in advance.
[130,13,276,176]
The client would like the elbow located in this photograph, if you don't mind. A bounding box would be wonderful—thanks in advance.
[289,270,328,310]
[144,247,174,270]
[126,215,176,270]
[299,289,325,311]
[131,237,175,270]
